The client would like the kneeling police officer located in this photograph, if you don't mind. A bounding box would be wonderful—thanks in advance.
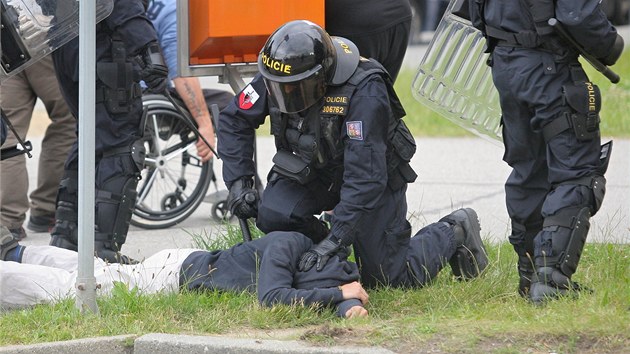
[218,20,488,288]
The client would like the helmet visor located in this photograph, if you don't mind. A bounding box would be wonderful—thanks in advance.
[262,66,326,113]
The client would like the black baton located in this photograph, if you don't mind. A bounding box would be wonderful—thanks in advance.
[548,18,620,84]
[238,192,256,242]
[164,90,220,157]
[239,218,252,242]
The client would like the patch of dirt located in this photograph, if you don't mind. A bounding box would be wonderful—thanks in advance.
[219,326,630,354]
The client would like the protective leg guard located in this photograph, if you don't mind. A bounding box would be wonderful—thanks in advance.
[49,172,79,251]
[530,207,591,304]
[93,142,145,264]
[439,208,488,279]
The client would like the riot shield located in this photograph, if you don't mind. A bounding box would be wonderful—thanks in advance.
[412,0,502,143]
[0,0,113,83]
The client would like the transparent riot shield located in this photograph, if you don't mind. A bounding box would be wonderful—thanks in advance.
[412,0,502,143]
[0,0,113,83]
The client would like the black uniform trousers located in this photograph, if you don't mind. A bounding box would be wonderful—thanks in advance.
[257,175,457,288]
[491,47,603,259]
[336,20,411,81]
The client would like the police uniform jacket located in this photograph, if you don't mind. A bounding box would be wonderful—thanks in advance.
[218,60,410,247]
[477,0,618,58]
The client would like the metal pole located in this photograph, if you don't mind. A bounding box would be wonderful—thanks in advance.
[76,0,99,314]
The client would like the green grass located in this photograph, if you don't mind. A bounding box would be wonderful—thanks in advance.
[397,49,630,138]
[1,232,628,353]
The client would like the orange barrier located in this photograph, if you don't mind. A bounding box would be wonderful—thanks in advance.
[188,0,325,65]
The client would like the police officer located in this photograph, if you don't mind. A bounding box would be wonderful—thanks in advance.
[469,0,624,302]
[218,20,488,288]
[325,0,412,81]
[49,0,168,263]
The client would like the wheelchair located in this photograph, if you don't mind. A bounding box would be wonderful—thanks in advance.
[131,93,224,229]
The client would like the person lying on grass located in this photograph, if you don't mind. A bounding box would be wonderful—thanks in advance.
[0,227,368,318]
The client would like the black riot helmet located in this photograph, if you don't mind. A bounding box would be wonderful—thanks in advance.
[258,20,360,113]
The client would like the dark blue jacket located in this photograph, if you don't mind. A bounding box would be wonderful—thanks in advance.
[478,0,618,58]
[218,65,398,246]
[179,232,362,317]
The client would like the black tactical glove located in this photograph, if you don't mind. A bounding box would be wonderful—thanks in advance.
[137,41,169,93]
[599,34,624,66]
[298,235,346,272]
[227,177,259,219]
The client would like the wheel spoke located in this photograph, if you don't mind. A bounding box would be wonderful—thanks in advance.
[137,167,159,205]
[161,167,191,199]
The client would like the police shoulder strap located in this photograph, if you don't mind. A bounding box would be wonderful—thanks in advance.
[343,60,406,120]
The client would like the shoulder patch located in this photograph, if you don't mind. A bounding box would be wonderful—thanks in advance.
[238,84,260,110]
[346,121,363,140]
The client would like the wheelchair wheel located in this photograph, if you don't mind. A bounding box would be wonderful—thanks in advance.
[131,94,213,229]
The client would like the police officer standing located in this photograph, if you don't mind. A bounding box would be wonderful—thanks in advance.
[49,0,168,263]
[469,0,624,302]
[218,20,488,288]
[325,0,412,81]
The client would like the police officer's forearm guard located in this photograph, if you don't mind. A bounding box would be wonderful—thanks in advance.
[137,41,168,94]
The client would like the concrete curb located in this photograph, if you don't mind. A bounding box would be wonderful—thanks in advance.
[0,335,135,354]
[135,333,394,353]
[0,334,395,354]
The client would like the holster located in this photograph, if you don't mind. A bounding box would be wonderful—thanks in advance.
[271,150,316,185]
[387,120,418,190]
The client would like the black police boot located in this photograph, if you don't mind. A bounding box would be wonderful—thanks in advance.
[49,233,78,251]
[95,245,137,264]
[529,266,584,304]
[94,231,137,264]
[439,208,488,279]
